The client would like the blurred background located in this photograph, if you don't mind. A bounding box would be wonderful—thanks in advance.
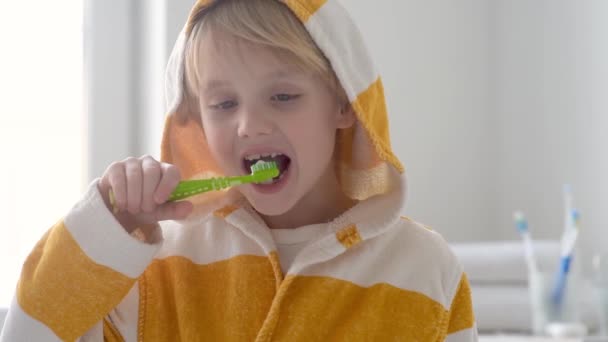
[0,0,607,337]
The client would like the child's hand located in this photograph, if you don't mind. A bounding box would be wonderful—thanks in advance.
[97,155,193,233]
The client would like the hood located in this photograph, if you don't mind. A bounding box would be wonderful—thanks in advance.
[160,0,405,215]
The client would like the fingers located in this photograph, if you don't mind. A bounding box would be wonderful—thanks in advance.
[107,162,127,212]
[100,155,191,230]
[125,157,143,214]
[154,163,181,204]
[141,156,162,213]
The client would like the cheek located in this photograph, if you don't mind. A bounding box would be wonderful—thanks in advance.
[287,112,333,141]
[286,111,337,161]
[202,120,233,167]
[289,97,338,134]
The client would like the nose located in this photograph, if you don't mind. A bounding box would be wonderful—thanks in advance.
[237,105,273,138]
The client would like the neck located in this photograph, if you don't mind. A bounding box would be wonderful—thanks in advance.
[260,164,357,230]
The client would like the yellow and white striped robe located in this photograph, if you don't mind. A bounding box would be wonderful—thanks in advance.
[2,170,476,341]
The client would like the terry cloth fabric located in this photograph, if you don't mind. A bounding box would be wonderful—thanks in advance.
[0,1,478,341]
[269,224,326,274]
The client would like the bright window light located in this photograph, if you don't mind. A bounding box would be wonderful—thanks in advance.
[0,1,85,307]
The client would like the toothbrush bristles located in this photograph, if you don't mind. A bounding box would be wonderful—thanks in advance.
[251,160,277,173]
[513,211,524,221]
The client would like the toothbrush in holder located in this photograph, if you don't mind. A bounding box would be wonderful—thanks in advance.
[514,211,538,275]
[563,184,573,236]
[551,208,581,306]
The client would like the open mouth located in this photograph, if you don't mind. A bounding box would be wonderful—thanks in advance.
[242,152,292,184]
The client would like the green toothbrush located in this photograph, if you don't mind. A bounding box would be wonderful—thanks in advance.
[108,160,279,211]
[167,160,279,201]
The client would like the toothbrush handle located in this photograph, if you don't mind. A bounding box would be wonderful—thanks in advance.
[168,177,246,201]
[551,256,572,305]
[523,234,538,274]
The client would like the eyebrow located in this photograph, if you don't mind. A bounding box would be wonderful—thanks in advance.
[266,68,305,80]
[202,68,306,92]
[202,80,230,93]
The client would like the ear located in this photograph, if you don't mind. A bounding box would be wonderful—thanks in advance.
[336,102,356,129]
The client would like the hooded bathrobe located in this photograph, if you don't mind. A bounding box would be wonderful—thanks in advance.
[0,0,477,341]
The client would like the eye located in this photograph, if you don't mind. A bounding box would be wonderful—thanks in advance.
[209,100,237,110]
[271,94,300,102]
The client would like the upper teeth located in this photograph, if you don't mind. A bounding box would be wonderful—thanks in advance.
[245,153,281,161]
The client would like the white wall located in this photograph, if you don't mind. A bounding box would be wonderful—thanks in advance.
[492,0,608,264]
[342,0,494,242]
[86,0,194,178]
[85,0,134,180]
[132,0,168,158]
[132,0,194,158]
[345,1,608,255]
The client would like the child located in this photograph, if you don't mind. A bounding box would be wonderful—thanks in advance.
[1,0,477,340]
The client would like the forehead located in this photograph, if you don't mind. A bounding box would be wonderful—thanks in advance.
[196,29,307,82]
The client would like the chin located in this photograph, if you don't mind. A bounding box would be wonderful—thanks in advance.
[247,195,294,217]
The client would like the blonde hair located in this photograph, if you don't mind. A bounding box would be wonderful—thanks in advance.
[182,0,346,112]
